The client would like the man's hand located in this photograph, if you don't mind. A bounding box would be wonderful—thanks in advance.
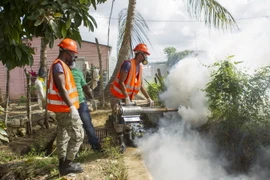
[70,105,81,120]
[125,97,132,106]
[147,98,154,107]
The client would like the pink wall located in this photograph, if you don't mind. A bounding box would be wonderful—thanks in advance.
[0,37,111,100]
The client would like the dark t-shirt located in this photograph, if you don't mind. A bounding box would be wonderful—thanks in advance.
[52,62,64,89]
[121,61,139,76]
[53,62,64,74]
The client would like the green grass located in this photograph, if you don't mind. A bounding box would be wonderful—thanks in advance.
[0,136,128,179]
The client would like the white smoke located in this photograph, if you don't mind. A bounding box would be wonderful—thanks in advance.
[160,56,210,127]
[139,118,261,180]
[139,4,270,180]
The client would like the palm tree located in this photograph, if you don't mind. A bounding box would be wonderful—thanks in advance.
[104,0,151,99]
[186,0,238,30]
[104,0,238,99]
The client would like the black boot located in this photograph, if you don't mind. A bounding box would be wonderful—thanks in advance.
[58,157,65,171]
[59,158,83,176]
[59,157,80,169]
[92,142,105,153]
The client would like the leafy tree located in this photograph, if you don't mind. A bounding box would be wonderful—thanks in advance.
[204,56,270,171]
[164,47,195,68]
[0,0,107,70]
[164,47,177,58]
[116,8,152,58]
[186,0,238,30]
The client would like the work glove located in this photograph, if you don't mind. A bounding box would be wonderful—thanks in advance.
[147,98,154,107]
[70,105,81,120]
[125,97,132,106]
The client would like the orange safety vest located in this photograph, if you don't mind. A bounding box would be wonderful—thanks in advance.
[110,59,142,100]
[47,59,79,112]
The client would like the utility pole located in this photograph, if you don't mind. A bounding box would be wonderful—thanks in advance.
[106,0,115,84]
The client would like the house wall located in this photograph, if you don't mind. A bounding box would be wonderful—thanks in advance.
[0,37,111,100]
[0,63,7,97]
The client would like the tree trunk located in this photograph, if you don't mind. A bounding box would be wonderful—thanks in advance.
[104,0,136,100]
[44,68,50,129]
[24,69,32,135]
[40,37,48,68]
[4,68,9,126]
[40,37,50,128]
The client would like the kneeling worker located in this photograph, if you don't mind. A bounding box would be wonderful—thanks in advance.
[110,43,154,151]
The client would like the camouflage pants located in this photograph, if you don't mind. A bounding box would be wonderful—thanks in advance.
[55,112,84,160]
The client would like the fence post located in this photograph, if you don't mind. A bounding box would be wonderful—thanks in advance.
[44,68,49,129]
[95,38,105,107]
[24,69,32,135]
[4,68,10,126]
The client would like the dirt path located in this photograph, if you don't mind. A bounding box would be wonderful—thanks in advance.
[124,147,153,180]
[88,109,153,180]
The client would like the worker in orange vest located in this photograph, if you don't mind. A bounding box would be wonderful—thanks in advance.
[110,43,154,106]
[110,43,154,152]
[47,38,84,176]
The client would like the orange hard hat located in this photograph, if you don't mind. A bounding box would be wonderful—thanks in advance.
[58,38,78,54]
[133,43,150,55]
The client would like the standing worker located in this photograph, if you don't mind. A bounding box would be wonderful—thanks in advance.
[47,38,84,176]
[69,61,103,152]
[110,43,154,152]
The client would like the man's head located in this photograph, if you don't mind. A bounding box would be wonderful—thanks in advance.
[133,43,150,65]
[58,38,78,66]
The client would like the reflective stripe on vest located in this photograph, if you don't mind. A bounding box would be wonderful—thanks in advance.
[47,59,79,112]
[48,87,77,95]
[110,59,142,99]
[47,96,78,105]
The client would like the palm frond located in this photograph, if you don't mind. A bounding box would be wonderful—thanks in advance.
[186,0,239,30]
[117,8,151,57]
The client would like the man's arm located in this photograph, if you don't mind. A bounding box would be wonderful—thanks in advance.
[54,72,73,107]
[140,83,150,99]
[83,85,94,99]
[141,81,154,106]
[119,69,129,98]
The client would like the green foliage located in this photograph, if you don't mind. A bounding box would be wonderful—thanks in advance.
[18,96,27,105]
[104,158,127,180]
[0,122,9,143]
[117,8,151,56]
[164,47,195,69]
[0,0,107,70]
[205,56,270,126]
[0,150,20,163]
[102,136,123,159]
[13,156,58,179]
[204,56,270,170]
[186,0,238,30]
[147,83,163,102]
[0,106,9,143]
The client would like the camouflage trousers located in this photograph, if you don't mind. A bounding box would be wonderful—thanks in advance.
[55,112,84,160]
